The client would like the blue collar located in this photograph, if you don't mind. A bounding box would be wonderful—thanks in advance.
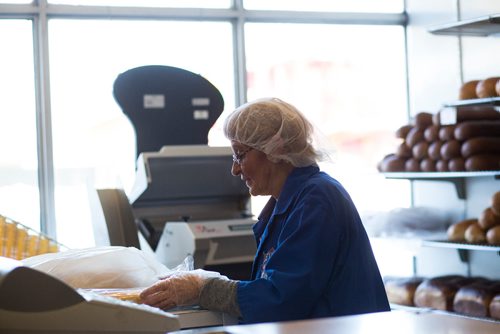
[274,165,320,215]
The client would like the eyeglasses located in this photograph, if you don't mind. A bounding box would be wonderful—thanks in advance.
[232,147,253,165]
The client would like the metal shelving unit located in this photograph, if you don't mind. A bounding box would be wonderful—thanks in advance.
[383,171,500,200]
[428,14,500,37]
[422,240,500,262]
[443,97,500,108]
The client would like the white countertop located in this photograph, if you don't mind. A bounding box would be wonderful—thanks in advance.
[175,309,500,334]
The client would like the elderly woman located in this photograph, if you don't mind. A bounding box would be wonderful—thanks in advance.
[140,97,390,324]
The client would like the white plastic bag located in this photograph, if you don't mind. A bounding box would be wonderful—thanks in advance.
[21,246,172,289]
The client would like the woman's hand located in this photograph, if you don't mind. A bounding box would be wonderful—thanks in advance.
[140,269,224,310]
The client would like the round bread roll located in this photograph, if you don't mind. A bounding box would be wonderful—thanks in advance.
[486,225,500,245]
[478,207,500,230]
[447,219,477,242]
[459,80,480,100]
[465,223,486,243]
[496,79,500,97]
[491,191,500,216]
[476,77,500,98]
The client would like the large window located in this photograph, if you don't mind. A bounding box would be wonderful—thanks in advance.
[0,20,39,230]
[0,2,408,248]
[245,23,409,214]
[49,19,234,247]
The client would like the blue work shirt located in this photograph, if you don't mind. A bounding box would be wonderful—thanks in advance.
[237,165,390,324]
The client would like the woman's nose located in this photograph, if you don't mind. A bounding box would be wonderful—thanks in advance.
[231,162,241,176]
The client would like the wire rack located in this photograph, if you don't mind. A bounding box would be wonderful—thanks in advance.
[0,215,66,260]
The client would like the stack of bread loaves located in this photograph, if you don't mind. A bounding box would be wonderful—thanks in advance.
[447,191,500,245]
[378,77,500,172]
[378,110,500,172]
[385,275,500,320]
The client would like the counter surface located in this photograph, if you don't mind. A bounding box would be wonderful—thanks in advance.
[176,309,500,334]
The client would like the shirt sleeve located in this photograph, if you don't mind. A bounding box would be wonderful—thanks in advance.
[199,277,242,318]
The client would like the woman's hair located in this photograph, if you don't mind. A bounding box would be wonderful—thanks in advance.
[223,97,324,167]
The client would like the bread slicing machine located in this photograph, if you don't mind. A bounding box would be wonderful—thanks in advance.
[95,65,257,281]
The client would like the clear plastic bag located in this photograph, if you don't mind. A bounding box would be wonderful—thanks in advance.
[21,246,186,289]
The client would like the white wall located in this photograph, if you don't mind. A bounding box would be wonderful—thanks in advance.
[403,0,500,279]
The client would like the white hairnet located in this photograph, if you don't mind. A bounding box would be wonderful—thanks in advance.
[223,97,323,167]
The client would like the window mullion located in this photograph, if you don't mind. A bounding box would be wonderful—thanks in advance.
[33,0,57,238]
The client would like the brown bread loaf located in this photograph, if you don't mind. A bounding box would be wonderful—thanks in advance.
[440,140,462,160]
[476,77,500,98]
[428,141,444,161]
[465,223,486,243]
[412,141,429,160]
[454,121,500,141]
[478,207,500,230]
[385,277,424,306]
[497,79,500,96]
[447,219,477,242]
[395,125,412,139]
[461,137,500,158]
[491,191,500,216]
[434,107,500,125]
[406,127,425,147]
[436,160,449,172]
[424,124,440,142]
[414,112,433,129]
[459,80,480,100]
[439,125,456,141]
[490,294,500,320]
[379,154,406,172]
[465,155,500,171]
[453,280,500,318]
[448,157,466,172]
[486,225,500,245]
[414,275,479,311]
[405,158,421,172]
[396,142,412,158]
[420,158,436,172]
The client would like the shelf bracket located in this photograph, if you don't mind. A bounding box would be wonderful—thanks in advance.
[457,249,469,263]
[408,177,466,199]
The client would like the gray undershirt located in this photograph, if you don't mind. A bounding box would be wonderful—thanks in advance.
[199,277,242,318]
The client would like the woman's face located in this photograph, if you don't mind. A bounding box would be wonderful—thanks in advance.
[230,141,279,197]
